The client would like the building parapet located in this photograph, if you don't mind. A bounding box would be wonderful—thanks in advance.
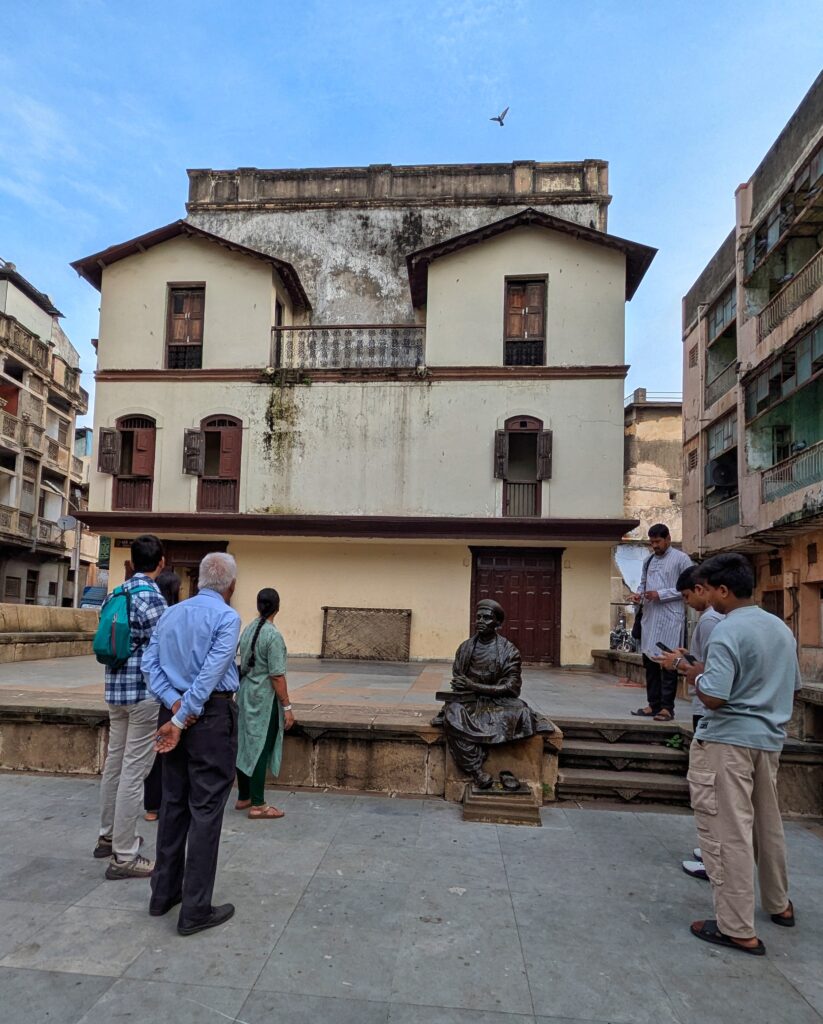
[275,324,425,370]
[0,312,50,370]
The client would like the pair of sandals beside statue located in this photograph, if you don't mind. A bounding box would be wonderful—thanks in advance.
[432,599,555,790]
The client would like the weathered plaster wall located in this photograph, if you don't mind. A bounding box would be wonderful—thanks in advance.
[97,236,292,371]
[623,403,683,542]
[188,202,603,325]
[0,281,54,343]
[91,377,625,519]
[426,227,626,366]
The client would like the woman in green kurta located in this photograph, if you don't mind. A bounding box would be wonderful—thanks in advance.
[235,588,295,819]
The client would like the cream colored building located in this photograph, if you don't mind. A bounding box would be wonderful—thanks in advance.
[74,162,655,664]
[0,260,96,605]
[682,71,823,680]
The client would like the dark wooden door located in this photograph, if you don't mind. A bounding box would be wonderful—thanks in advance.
[471,548,561,664]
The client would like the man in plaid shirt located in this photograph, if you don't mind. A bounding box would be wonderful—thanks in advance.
[94,535,168,879]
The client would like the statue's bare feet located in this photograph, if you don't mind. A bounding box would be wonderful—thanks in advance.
[474,771,493,789]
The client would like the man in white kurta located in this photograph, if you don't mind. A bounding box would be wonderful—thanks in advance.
[631,524,693,720]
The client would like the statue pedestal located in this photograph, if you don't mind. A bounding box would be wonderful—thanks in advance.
[462,780,542,826]
[444,733,546,805]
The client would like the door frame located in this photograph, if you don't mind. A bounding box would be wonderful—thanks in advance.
[469,546,563,665]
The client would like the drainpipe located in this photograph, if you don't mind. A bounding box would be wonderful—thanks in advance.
[696,303,708,558]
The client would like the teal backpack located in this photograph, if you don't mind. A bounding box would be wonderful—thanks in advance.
[93,584,157,669]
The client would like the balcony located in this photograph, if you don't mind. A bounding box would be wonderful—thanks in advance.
[705,361,737,408]
[44,436,70,472]
[79,528,99,561]
[70,454,84,479]
[22,422,44,453]
[0,412,22,447]
[761,439,823,503]
[503,481,540,517]
[706,495,740,534]
[37,519,64,544]
[0,504,33,539]
[275,325,425,370]
[0,312,50,369]
[757,248,823,342]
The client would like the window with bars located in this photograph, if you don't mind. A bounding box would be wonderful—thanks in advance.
[98,415,156,511]
[182,415,242,512]
[707,285,736,342]
[166,286,205,369]
[493,416,552,517]
[686,448,698,471]
[504,279,546,366]
[707,411,738,460]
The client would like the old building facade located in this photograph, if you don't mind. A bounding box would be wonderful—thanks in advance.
[682,72,823,679]
[75,161,654,664]
[0,261,96,605]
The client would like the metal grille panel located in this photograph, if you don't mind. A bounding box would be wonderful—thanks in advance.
[321,606,412,661]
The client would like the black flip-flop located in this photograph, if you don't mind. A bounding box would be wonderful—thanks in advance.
[690,920,766,956]
[631,708,656,717]
[770,902,795,927]
[499,770,520,792]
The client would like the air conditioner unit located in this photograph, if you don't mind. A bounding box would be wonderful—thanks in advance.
[783,571,799,590]
[704,458,738,491]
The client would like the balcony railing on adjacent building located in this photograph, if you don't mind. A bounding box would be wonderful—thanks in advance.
[37,519,63,544]
[758,247,823,342]
[22,422,44,452]
[275,325,425,369]
[761,438,823,502]
[44,436,70,472]
[0,412,22,446]
[704,361,737,407]
[503,481,540,517]
[0,504,30,538]
[0,312,50,369]
[705,495,740,534]
[70,455,84,479]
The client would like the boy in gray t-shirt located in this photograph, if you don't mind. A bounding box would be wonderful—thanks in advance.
[654,565,723,880]
[680,553,799,957]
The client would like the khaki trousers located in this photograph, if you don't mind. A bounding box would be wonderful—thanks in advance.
[688,739,789,939]
[99,699,160,860]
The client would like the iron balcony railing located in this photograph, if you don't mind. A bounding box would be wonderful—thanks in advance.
[704,361,737,407]
[503,481,540,517]
[705,495,740,534]
[275,325,425,369]
[757,247,823,342]
[761,438,823,503]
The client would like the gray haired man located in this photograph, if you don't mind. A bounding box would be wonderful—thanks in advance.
[141,552,241,935]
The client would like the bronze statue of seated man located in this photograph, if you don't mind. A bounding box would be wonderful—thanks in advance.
[434,598,554,790]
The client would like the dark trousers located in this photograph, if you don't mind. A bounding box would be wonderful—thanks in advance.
[143,756,163,812]
[693,714,703,733]
[642,654,678,715]
[150,697,237,927]
[237,703,280,806]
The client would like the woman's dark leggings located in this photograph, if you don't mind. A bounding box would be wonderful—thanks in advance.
[237,703,280,806]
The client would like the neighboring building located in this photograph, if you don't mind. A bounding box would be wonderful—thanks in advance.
[682,71,823,679]
[612,388,683,623]
[0,260,93,605]
[74,160,655,664]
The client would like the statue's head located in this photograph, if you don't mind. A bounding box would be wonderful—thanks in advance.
[475,599,505,639]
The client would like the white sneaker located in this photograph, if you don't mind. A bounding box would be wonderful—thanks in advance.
[682,859,708,880]
[693,847,702,861]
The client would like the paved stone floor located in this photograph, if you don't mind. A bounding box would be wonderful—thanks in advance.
[0,654,690,719]
[0,774,822,1023]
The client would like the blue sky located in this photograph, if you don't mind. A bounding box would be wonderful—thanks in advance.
[1,0,821,416]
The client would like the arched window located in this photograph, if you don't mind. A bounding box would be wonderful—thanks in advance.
[182,415,242,513]
[98,415,156,511]
[493,415,552,517]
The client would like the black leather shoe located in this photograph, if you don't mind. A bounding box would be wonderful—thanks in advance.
[149,895,182,917]
[177,903,235,936]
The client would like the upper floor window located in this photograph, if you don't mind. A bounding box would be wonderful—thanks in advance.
[98,415,156,511]
[504,279,545,366]
[494,416,552,517]
[183,415,242,513]
[707,285,736,342]
[166,286,204,369]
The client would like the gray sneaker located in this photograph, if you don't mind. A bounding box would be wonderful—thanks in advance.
[93,835,113,859]
[105,853,155,880]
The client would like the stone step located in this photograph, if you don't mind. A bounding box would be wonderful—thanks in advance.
[560,739,688,774]
[557,767,691,805]
[553,717,691,746]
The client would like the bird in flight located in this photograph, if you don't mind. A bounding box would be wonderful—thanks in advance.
[490,106,509,126]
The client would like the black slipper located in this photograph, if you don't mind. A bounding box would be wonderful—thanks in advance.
[770,902,795,927]
[631,707,656,717]
[690,920,766,956]
[499,770,520,792]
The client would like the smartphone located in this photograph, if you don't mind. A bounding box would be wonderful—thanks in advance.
[655,642,674,653]
[682,652,698,665]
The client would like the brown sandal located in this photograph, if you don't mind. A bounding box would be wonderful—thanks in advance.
[653,710,674,722]
[248,805,285,819]
[235,799,252,811]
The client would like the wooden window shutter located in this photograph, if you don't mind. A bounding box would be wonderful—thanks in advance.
[524,282,545,339]
[493,430,508,479]
[131,428,156,477]
[218,427,242,479]
[537,430,553,480]
[505,283,526,339]
[97,428,121,475]
[182,429,205,476]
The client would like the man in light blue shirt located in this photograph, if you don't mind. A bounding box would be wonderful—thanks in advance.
[142,552,240,936]
[681,553,799,957]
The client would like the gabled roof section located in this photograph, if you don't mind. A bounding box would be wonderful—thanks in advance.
[0,260,62,316]
[406,207,656,305]
[70,220,310,312]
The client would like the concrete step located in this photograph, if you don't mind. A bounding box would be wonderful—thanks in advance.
[557,767,691,805]
[560,739,688,775]
[553,717,691,746]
